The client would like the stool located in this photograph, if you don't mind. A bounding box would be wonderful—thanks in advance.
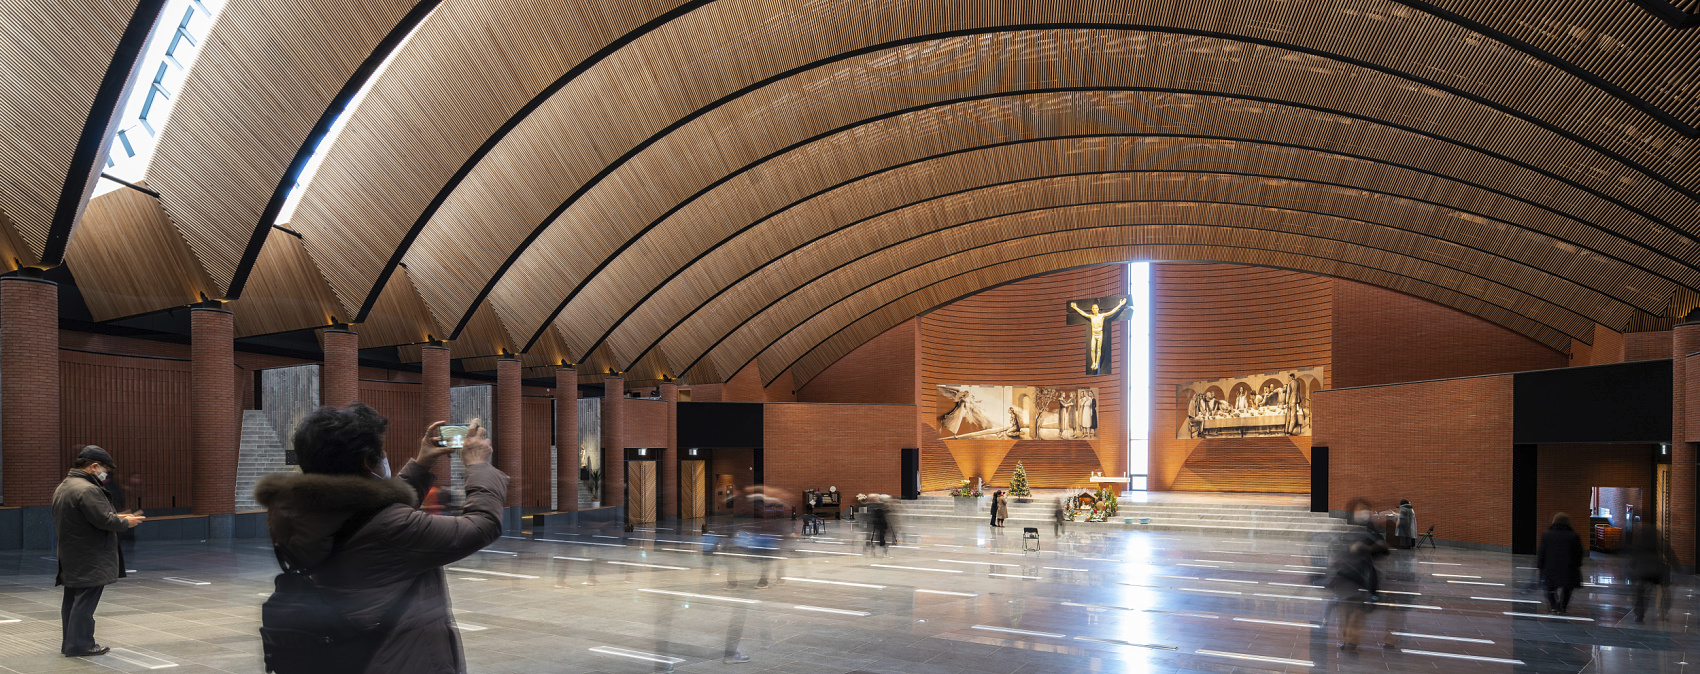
[1022,527,1040,553]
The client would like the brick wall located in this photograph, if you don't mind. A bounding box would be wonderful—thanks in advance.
[2,279,59,506]
[1535,444,1654,547]
[190,308,236,516]
[321,330,359,407]
[798,319,919,404]
[358,380,422,476]
[556,368,578,510]
[1314,375,1514,548]
[762,403,914,507]
[60,349,192,511]
[1152,264,1330,492]
[522,395,554,509]
[1331,278,1565,388]
[496,359,522,507]
[921,265,1127,487]
[1626,331,1673,363]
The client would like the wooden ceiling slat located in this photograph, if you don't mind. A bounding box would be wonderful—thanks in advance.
[0,1,136,261]
[143,0,418,295]
[229,231,341,338]
[67,185,211,321]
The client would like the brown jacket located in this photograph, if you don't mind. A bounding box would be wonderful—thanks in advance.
[52,470,129,587]
[255,459,508,674]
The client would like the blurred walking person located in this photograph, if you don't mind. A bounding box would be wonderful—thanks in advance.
[256,405,507,673]
[1053,497,1068,537]
[1536,512,1585,615]
[1395,499,1416,550]
[1326,500,1387,652]
[864,497,891,557]
[53,446,145,657]
[1629,526,1674,622]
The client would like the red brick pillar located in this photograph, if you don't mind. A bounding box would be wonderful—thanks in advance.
[421,345,450,485]
[659,382,678,519]
[321,328,359,408]
[1,277,58,508]
[556,367,578,511]
[496,357,522,507]
[191,306,236,516]
[603,376,625,514]
[1674,322,1700,567]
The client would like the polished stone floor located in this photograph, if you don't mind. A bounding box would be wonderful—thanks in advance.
[0,510,1694,673]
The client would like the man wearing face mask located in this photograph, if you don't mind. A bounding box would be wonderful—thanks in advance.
[52,446,145,656]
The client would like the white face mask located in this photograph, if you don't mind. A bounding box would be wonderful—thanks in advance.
[371,455,392,480]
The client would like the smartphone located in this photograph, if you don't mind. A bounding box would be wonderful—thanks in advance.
[438,424,471,449]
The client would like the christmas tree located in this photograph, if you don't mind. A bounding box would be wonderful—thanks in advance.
[1009,462,1031,497]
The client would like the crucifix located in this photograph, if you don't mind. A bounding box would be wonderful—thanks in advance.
[1066,294,1131,375]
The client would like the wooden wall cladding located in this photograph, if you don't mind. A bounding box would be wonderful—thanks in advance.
[920,266,1126,484]
[60,348,195,512]
[68,186,211,321]
[679,460,707,519]
[988,442,1109,490]
[1149,263,1331,493]
[143,0,418,294]
[522,395,554,509]
[919,432,964,493]
[1331,278,1566,389]
[358,379,422,473]
[0,0,138,260]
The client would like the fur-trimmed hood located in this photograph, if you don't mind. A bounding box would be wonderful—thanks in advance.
[255,472,420,568]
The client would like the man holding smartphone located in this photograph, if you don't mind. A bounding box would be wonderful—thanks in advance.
[52,446,144,656]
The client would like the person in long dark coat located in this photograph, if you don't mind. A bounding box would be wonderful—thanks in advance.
[52,446,145,656]
[256,403,508,674]
[989,491,1007,528]
[1395,500,1416,549]
[1629,526,1674,622]
[1535,512,1585,615]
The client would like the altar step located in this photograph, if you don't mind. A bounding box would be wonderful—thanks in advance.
[893,496,1358,539]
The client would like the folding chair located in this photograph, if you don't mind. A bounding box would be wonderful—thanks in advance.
[1417,525,1437,550]
[1022,527,1041,553]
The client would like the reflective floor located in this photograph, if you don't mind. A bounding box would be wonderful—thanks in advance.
[0,512,1694,673]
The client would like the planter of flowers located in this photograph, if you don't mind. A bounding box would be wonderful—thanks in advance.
[948,480,983,515]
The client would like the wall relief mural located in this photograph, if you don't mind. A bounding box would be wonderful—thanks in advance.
[1175,366,1323,439]
[936,384,1101,440]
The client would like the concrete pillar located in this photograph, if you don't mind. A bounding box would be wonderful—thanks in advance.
[191,306,236,534]
[556,367,578,511]
[496,357,523,508]
[1674,322,1700,567]
[1,277,58,517]
[421,345,450,485]
[659,382,678,519]
[603,376,625,517]
[321,328,359,408]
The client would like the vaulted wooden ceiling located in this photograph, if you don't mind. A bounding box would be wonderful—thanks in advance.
[8,0,1700,386]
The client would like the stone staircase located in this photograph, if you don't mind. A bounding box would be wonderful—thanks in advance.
[235,410,298,511]
[894,495,1359,539]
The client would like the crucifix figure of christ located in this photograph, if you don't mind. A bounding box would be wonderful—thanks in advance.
[1069,297,1128,374]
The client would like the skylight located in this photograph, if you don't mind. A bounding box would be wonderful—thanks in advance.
[96,0,227,197]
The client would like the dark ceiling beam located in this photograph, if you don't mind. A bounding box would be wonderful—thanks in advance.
[39,0,170,267]
[222,0,444,299]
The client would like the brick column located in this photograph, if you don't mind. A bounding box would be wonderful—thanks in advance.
[321,328,359,408]
[659,382,678,519]
[556,367,578,511]
[421,345,450,485]
[191,306,236,519]
[603,376,625,514]
[1,277,58,509]
[1674,322,1700,567]
[496,357,522,507]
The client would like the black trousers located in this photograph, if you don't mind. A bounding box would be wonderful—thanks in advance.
[1545,585,1573,611]
[61,585,105,654]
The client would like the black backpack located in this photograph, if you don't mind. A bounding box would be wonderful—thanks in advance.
[260,509,420,674]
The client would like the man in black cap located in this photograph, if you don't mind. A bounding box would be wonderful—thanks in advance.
[51,446,144,656]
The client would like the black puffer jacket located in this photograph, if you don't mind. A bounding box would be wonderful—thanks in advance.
[255,460,508,674]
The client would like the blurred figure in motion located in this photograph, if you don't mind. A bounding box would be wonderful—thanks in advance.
[1395,499,1416,550]
[864,496,891,557]
[1053,497,1067,537]
[1629,525,1674,622]
[256,406,507,674]
[1326,499,1388,652]
[1536,512,1584,615]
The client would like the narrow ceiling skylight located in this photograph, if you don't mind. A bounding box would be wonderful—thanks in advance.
[272,4,439,224]
[96,0,228,197]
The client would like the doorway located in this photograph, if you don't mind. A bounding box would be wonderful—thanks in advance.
[625,448,658,524]
[680,459,707,519]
